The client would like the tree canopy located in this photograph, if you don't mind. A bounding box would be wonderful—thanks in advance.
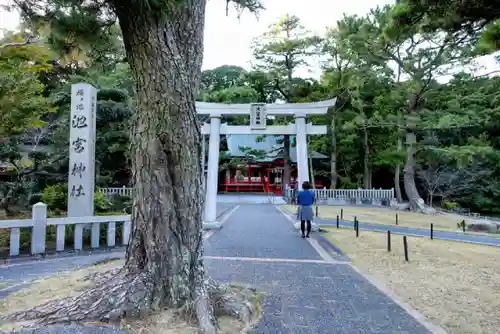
[392,0,500,52]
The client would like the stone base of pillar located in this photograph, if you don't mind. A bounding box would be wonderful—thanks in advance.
[203,221,222,229]
[293,221,320,232]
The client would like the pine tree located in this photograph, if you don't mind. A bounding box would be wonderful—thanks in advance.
[1,0,263,332]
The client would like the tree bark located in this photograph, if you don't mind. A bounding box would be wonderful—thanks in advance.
[394,136,403,202]
[394,54,403,203]
[362,126,371,189]
[403,133,424,211]
[114,0,207,310]
[308,141,315,188]
[330,112,337,189]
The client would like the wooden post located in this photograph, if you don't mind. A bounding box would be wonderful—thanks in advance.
[403,236,409,262]
[387,231,391,252]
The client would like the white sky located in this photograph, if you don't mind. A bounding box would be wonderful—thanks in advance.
[1,0,498,79]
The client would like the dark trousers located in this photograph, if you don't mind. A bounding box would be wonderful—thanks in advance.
[301,220,311,236]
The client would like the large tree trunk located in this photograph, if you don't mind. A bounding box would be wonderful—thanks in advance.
[394,136,403,202]
[362,126,371,189]
[308,143,315,188]
[394,58,404,203]
[116,0,207,308]
[330,112,337,189]
[403,133,424,211]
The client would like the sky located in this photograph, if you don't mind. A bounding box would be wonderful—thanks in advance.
[1,0,499,79]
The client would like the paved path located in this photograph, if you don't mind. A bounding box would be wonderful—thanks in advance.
[204,204,322,260]
[0,204,440,334]
[314,216,500,247]
[206,204,434,334]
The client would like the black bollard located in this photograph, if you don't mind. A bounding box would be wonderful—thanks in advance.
[403,236,409,262]
[353,216,357,230]
[336,215,339,228]
[396,213,398,225]
[341,208,344,220]
[355,221,359,237]
[316,206,318,217]
[387,231,391,252]
[430,223,434,240]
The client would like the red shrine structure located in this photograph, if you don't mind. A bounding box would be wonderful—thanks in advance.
[218,135,327,195]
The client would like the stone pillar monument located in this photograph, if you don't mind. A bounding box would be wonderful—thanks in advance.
[68,83,97,217]
[67,83,97,249]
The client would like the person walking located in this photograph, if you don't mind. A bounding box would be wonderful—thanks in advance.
[297,181,315,238]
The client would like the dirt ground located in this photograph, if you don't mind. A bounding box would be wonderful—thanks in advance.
[282,204,499,236]
[0,260,261,333]
[324,228,500,334]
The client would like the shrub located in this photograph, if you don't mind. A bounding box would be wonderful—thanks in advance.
[110,194,132,213]
[41,184,114,213]
[94,191,113,213]
[443,200,458,210]
[28,193,43,205]
[457,219,466,230]
[42,184,67,211]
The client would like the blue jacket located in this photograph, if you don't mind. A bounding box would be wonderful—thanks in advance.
[297,190,315,206]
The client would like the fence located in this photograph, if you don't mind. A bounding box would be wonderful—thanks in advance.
[98,186,134,198]
[0,202,131,257]
[284,187,395,205]
[99,186,394,204]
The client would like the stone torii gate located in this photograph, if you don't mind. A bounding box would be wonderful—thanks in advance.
[197,99,336,229]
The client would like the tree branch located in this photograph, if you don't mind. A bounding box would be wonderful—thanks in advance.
[0,36,40,49]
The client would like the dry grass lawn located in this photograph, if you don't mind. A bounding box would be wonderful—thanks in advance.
[282,204,499,236]
[324,227,500,334]
[0,260,261,333]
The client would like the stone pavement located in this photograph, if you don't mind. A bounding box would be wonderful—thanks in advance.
[205,204,435,334]
[0,203,441,334]
[204,204,322,260]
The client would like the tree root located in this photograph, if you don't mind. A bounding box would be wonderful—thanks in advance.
[1,269,153,325]
[0,270,260,334]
